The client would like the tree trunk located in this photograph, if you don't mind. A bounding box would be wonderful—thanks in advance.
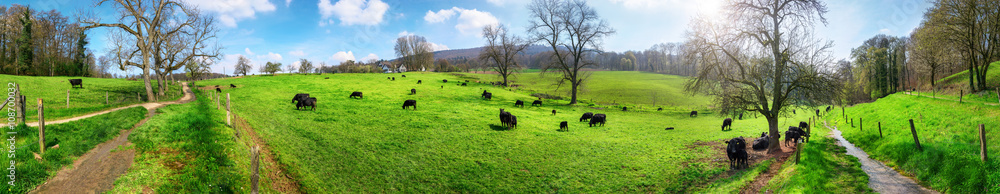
[766,115,780,153]
[570,80,578,104]
[142,65,155,102]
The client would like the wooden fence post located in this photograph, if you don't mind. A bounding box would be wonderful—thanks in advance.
[19,95,26,124]
[960,90,963,103]
[226,93,231,126]
[981,124,988,162]
[878,122,883,138]
[860,118,863,131]
[851,118,854,127]
[66,90,70,108]
[37,99,45,154]
[795,144,801,164]
[251,146,260,194]
[909,119,922,151]
[137,92,140,102]
[106,92,109,104]
[217,93,220,110]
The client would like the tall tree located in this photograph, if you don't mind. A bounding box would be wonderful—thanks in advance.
[73,29,89,77]
[298,58,313,74]
[684,0,838,153]
[394,35,434,71]
[479,24,531,86]
[909,21,955,88]
[16,7,32,75]
[234,55,252,76]
[927,0,1000,91]
[527,0,616,104]
[263,61,281,75]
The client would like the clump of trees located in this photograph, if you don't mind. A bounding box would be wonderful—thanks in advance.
[909,0,999,92]
[849,35,909,99]
[335,59,382,73]
[394,35,434,72]
[0,5,96,76]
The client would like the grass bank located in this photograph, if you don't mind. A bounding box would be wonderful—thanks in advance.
[1,74,183,121]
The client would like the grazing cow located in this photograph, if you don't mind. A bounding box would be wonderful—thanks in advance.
[325,77,330,79]
[69,79,83,88]
[350,92,364,99]
[784,126,804,147]
[483,92,493,100]
[510,115,518,129]
[665,127,674,130]
[725,137,749,169]
[411,89,416,95]
[580,112,594,122]
[797,122,811,140]
[402,100,417,110]
[690,111,698,117]
[461,83,467,86]
[552,109,556,115]
[657,108,663,111]
[622,107,628,111]
[392,77,396,81]
[499,109,513,128]
[230,84,236,88]
[793,109,796,114]
[515,100,524,108]
[559,121,568,131]
[402,75,406,78]
[826,106,832,112]
[296,97,317,111]
[216,88,222,93]
[418,80,422,84]
[815,109,820,116]
[443,79,448,83]
[292,93,310,104]
[722,118,733,131]
[388,77,391,80]
[532,100,542,106]
[752,132,770,151]
[588,114,607,127]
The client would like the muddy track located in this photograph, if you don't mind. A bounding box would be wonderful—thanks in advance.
[824,121,938,194]
[29,83,196,194]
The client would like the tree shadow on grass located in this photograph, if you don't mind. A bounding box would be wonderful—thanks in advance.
[489,124,510,131]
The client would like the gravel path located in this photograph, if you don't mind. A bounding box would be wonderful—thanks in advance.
[824,121,937,194]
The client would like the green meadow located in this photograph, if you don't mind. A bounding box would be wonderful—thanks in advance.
[0,74,183,121]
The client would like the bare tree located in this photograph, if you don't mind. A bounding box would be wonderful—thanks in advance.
[684,0,838,153]
[527,0,615,104]
[298,58,313,74]
[394,35,434,71]
[234,55,252,76]
[925,0,1000,92]
[479,24,531,86]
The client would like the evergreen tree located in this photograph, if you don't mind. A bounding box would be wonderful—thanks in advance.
[74,30,90,77]
[16,8,33,75]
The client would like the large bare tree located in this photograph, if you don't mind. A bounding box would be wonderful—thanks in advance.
[479,24,531,86]
[684,0,839,153]
[234,55,252,76]
[394,35,434,72]
[526,0,615,104]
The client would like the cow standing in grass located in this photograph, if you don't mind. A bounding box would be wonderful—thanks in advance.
[350,92,363,99]
[402,100,417,110]
[589,114,606,127]
[784,126,806,147]
[411,89,416,95]
[499,109,513,128]
[216,88,222,93]
[690,111,698,117]
[292,93,310,104]
[483,92,493,100]
[67,79,84,88]
[417,80,422,84]
[580,112,594,122]
[297,97,317,111]
[515,100,524,108]
[532,100,542,107]
[725,137,749,169]
[621,107,628,111]
[722,118,733,131]
[230,84,236,88]
[559,121,568,131]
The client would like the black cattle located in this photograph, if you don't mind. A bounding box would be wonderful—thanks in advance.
[510,115,518,129]
[588,114,607,127]
[815,109,820,116]
[784,126,805,147]
[443,79,448,83]
[515,100,524,108]
[499,109,513,128]
[325,77,330,79]
[481,90,489,97]
[799,121,809,132]
[296,97,316,111]
[690,111,698,117]
[411,89,416,95]
[402,75,406,78]
[69,79,83,88]
[739,113,744,120]
[417,80,422,84]
[230,84,236,88]
[392,77,396,81]
[622,107,628,111]
[580,112,594,122]
[752,132,770,151]
[483,92,493,100]
[402,100,417,110]
[559,121,568,131]
[665,127,675,130]
[387,77,391,79]
[793,109,796,114]
[722,118,733,131]
[350,92,363,99]
[657,107,663,111]
[292,93,310,104]
[216,88,222,93]
[826,106,832,112]
[532,100,542,107]
[551,109,556,115]
[725,137,749,169]
[461,83,467,86]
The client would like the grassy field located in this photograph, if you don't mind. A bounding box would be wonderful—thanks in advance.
[109,88,249,193]
[0,107,147,193]
[0,75,183,121]
[763,137,872,193]
[195,72,817,193]
[937,61,999,87]
[455,71,713,108]
[825,94,999,193]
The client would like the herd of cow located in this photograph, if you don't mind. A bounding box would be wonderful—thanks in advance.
[724,107,831,169]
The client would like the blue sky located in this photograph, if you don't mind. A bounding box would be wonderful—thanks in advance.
[7,0,931,75]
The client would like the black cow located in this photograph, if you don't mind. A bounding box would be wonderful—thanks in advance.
[392,77,396,81]
[815,109,820,116]
[798,122,811,140]
[752,132,770,151]
[588,114,607,127]
[739,113,744,120]
[292,93,310,104]
[499,109,512,128]
[350,92,363,99]
[216,88,222,93]
[402,75,406,78]
[417,80,422,84]
[551,110,556,115]
[722,118,733,131]
[826,106,832,112]
[784,126,804,147]
[657,108,663,111]
[402,100,417,110]
[483,92,493,100]
[481,90,489,98]
[559,121,568,131]
[230,84,236,88]
[325,77,330,79]
[510,115,518,129]
[690,111,698,117]
[622,107,628,111]
[69,79,83,88]
[580,112,594,122]
[532,100,542,107]
[411,89,416,95]
[793,109,796,114]
[296,97,316,111]
[443,79,448,83]
[387,77,391,80]
[461,83,467,86]
[515,100,524,108]
[725,137,749,169]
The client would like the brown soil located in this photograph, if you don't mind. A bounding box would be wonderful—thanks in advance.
[232,114,302,193]
[30,82,196,194]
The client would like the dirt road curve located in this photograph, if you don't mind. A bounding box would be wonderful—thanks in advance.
[825,121,938,194]
[29,82,195,194]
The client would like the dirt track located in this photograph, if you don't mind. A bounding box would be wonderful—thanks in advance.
[824,121,937,194]
[29,82,195,194]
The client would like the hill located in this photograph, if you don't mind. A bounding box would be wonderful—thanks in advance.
[430,45,556,60]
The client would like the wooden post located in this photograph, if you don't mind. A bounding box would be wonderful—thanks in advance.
[960,90,963,103]
[860,117,863,131]
[226,93,231,126]
[18,95,26,124]
[795,144,801,164]
[217,93,220,110]
[106,91,109,104]
[909,119,922,151]
[851,118,854,127]
[807,117,812,143]
[66,90,70,108]
[981,124,988,162]
[37,99,45,154]
[251,146,260,194]
[878,122,883,138]
[137,92,140,102]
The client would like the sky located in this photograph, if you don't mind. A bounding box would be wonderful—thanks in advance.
[7,0,932,75]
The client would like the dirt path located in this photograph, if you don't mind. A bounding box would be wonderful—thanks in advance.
[29,82,196,194]
[824,121,938,194]
[26,85,196,127]
[739,137,798,193]
[902,91,999,106]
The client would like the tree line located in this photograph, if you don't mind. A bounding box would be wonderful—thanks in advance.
[0,5,96,77]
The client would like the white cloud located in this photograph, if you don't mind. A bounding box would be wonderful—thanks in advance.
[422,7,499,36]
[285,0,293,7]
[258,52,283,62]
[398,30,414,37]
[245,48,255,56]
[359,53,379,62]
[424,8,457,23]
[318,0,389,26]
[428,42,449,51]
[289,50,307,57]
[329,51,356,64]
[879,28,891,34]
[180,0,276,27]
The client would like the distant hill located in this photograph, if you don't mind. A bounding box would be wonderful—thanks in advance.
[430,45,556,60]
